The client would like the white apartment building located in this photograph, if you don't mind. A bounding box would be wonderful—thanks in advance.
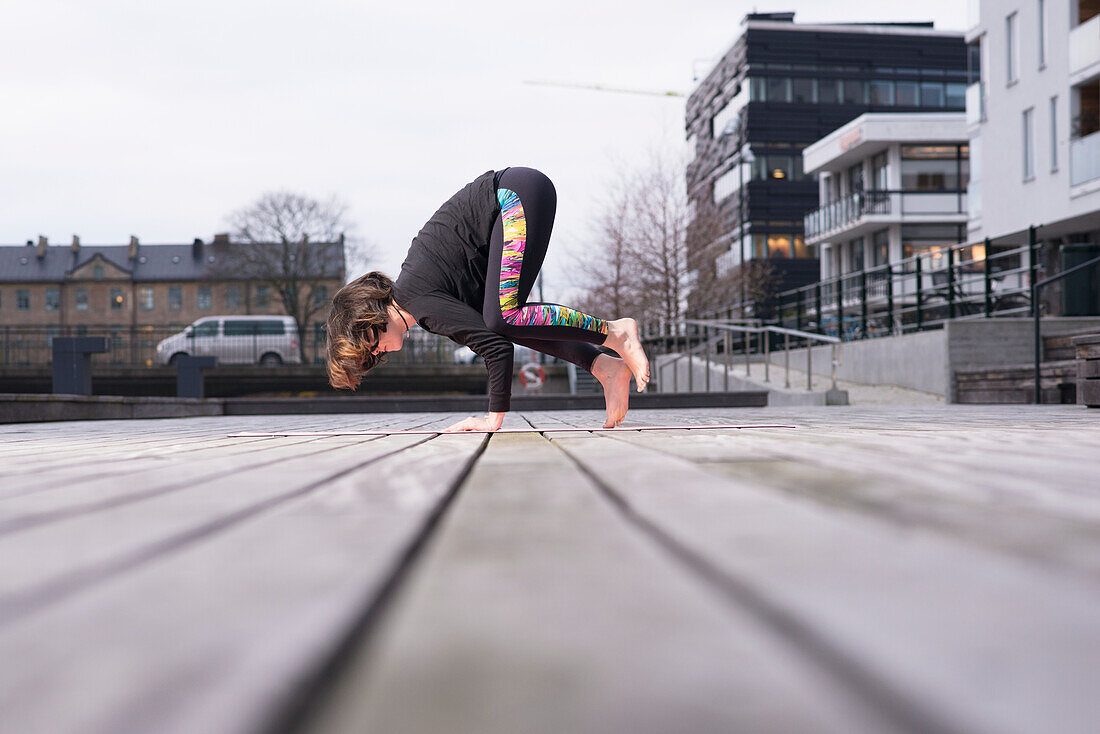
[803,113,970,280]
[967,0,1100,298]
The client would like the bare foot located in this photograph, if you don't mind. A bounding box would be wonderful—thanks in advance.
[591,354,632,428]
[604,317,649,392]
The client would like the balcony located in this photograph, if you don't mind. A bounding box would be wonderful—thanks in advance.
[805,190,968,242]
[1071,129,1100,186]
[1070,14,1100,80]
[966,82,985,126]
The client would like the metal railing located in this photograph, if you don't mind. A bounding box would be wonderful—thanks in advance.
[771,236,1034,341]
[0,324,460,368]
[805,189,967,239]
[648,319,841,393]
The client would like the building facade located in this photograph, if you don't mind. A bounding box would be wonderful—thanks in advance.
[966,0,1100,313]
[0,235,345,364]
[685,12,968,311]
[803,113,970,281]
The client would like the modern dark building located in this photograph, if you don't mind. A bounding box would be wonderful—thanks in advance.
[685,12,968,313]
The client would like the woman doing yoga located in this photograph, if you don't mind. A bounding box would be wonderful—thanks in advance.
[325,167,649,432]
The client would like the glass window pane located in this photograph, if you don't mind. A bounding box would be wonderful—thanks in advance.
[750,77,767,101]
[197,287,212,310]
[869,80,894,105]
[791,78,815,103]
[896,81,919,106]
[946,82,966,108]
[818,79,839,104]
[920,82,945,107]
[766,77,790,102]
[842,79,866,104]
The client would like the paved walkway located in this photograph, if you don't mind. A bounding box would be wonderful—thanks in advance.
[729,361,945,405]
[1,405,1098,734]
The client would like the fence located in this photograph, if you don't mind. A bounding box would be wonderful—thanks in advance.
[0,324,461,368]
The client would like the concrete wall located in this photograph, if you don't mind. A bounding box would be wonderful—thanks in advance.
[764,317,1100,399]
[766,329,949,395]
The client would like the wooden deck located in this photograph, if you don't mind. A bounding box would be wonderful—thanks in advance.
[2,405,1099,734]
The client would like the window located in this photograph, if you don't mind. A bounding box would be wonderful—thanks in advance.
[842,80,866,105]
[75,288,88,312]
[1038,0,1046,68]
[17,289,30,311]
[1023,107,1035,180]
[45,289,60,311]
[920,82,945,108]
[168,286,182,311]
[197,286,212,309]
[818,79,839,104]
[872,229,890,266]
[847,163,864,194]
[869,80,894,105]
[1006,12,1018,84]
[312,285,329,309]
[193,320,218,337]
[139,287,154,310]
[896,81,919,106]
[224,319,285,336]
[791,78,815,103]
[902,224,964,263]
[1050,96,1059,171]
[93,265,104,281]
[766,77,791,102]
[255,285,271,308]
[110,288,124,311]
[848,238,865,272]
[872,152,888,190]
[750,77,767,101]
[226,285,241,309]
[946,83,966,108]
[766,235,791,258]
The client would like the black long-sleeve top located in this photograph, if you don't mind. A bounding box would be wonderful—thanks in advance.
[392,169,517,412]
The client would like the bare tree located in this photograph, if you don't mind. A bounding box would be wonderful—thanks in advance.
[216,191,370,362]
[568,192,643,319]
[574,152,723,328]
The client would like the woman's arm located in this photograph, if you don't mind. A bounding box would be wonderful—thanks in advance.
[444,411,506,432]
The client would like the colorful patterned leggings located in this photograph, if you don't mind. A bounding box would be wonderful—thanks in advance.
[483,167,608,372]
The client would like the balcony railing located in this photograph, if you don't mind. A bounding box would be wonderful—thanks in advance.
[805,189,968,240]
[1069,14,1100,77]
[1070,130,1100,186]
[966,81,986,126]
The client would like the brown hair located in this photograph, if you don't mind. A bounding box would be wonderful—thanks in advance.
[326,271,394,390]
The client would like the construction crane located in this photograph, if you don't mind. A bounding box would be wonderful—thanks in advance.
[523,80,685,98]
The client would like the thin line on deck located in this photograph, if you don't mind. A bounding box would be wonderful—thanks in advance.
[227,424,796,438]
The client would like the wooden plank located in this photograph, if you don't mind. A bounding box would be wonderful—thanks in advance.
[0,432,488,734]
[0,416,460,621]
[0,414,437,504]
[297,433,904,734]
[530,417,1100,734]
[0,414,428,497]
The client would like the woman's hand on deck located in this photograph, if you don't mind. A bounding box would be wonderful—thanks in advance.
[443,412,506,432]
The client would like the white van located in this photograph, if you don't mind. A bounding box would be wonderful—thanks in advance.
[156,315,301,366]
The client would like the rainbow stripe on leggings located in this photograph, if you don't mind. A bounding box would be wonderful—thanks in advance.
[496,188,608,334]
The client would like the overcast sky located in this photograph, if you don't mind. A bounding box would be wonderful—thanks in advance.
[1,0,966,300]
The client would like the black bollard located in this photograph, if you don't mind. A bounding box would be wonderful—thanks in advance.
[52,337,109,395]
[176,356,217,398]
